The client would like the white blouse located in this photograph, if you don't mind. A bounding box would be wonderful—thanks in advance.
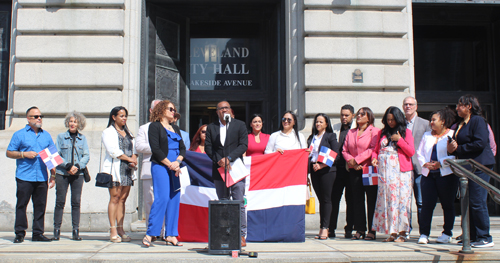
[310,133,323,162]
[417,129,455,177]
[264,129,307,154]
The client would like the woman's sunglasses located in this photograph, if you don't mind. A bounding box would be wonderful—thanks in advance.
[282,117,293,123]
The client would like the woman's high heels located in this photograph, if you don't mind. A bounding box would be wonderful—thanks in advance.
[351,232,365,240]
[110,226,122,243]
[142,235,152,248]
[117,225,132,242]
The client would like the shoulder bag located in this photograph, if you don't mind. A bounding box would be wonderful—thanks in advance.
[95,140,114,188]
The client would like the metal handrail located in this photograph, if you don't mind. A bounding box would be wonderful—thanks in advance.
[444,159,500,254]
[446,159,500,204]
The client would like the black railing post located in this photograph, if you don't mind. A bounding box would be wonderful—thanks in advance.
[459,176,473,254]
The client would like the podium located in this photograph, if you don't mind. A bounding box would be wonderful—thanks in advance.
[208,200,241,255]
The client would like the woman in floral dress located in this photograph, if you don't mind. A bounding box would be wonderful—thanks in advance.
[371,106,415,242]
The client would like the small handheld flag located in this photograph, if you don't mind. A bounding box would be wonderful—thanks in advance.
[38,145,64,170]
[317,146,337,167]
[362,166,379,185]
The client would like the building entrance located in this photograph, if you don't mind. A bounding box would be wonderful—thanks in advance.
[143,1,285,138]
[413,3,500,213]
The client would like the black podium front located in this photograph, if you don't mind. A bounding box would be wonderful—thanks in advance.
[208,200,241,255]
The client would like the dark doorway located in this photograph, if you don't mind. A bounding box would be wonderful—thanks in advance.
[413,3,500,214]
[0,3,11,130]
[143,1,285,138]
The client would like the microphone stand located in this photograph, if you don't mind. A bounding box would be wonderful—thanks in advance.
[224,115,231,200]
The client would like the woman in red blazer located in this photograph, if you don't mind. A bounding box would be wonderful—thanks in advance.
[371,106,414,242]
[342,107,380,240]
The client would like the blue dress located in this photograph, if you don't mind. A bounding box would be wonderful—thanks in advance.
[147,129,182,237]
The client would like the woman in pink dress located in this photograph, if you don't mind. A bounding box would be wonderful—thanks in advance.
[371,106,414,242]
[189,124,207,154]
[246,114,270,157]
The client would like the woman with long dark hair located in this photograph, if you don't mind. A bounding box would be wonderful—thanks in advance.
[142,100,185,247]
[247,114,270,156]
[448,94,495,248]
[265,111,307,154]
[307,113,339,239]
[189,124,207,153]
[102,106,138,242]
[342,107,380,240]
[371,106,415,242]
[416,107,457,244]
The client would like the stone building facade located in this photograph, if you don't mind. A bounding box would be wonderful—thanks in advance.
[1,0,499,231]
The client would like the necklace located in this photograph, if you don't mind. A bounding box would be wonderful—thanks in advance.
[432,128,449,144]
[115,125,125,132]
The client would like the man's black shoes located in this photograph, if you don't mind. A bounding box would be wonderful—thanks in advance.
[13,235,24,243]
[32,234,52,242]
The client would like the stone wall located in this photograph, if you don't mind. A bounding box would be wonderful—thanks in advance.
[0,0,142,232]
[302,0,414,129]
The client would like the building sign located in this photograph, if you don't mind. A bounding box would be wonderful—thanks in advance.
[190,38,258,90]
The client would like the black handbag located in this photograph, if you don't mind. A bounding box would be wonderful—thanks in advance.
[95,172,112,187]
[95,141,114,188]
[83,167,91,183]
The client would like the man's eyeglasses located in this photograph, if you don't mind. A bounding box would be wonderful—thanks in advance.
[169,107,177,113]
[403,103,416,107]
[217,106,230,111]
[29,115,44,119]
[282,117,293,123]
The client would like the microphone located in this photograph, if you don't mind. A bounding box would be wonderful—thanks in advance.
[224,113,231,123]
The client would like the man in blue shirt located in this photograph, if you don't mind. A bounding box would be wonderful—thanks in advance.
[6,106,56,243]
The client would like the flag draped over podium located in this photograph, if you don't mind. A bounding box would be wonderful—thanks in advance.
[178,149,309,243]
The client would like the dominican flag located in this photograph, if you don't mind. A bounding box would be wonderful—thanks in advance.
[317,146,337,167]
[362,166,378,186]
[178,149,309,243]
[38,145,63,170]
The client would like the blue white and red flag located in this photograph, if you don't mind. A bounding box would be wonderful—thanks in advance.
[178,149,309,243]
[38,145,63,170]
[362,166,379,185]
[316,146,337,167]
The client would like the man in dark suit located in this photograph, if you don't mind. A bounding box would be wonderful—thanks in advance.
[403,96,431,235]
[205,101,249,246]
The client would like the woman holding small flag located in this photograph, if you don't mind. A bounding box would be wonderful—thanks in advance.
[371,106,415,242]
[342,107,380,240]
[307,113,339,240]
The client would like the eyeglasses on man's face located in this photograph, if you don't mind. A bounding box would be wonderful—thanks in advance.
[217,106,230,111]
[29,115,44,119]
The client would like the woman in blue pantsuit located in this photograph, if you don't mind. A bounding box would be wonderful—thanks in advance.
[142,100,185,247]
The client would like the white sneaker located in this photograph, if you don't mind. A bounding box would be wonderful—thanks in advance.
[436,233,452,244]
[471,240,495,248]
[418,234,429,244]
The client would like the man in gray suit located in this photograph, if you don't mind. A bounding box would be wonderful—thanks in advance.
[403,96,431,234]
